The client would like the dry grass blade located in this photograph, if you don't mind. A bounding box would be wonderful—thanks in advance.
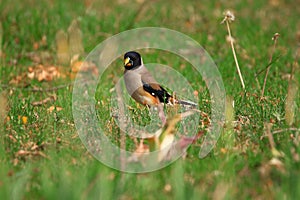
[264,122,275,150]
[221,10,245,90]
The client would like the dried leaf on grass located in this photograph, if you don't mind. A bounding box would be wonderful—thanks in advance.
[15,149,48,159]
[47,105,63,113]
[10,64,63,85]
[27,65,62,82]
[13,141,48,165]
[9,73,29,86]
[70,60,98,79]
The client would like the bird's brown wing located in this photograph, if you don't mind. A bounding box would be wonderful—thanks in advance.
[138,66,171,103]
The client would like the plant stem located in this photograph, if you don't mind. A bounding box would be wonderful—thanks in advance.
[226,20,245,90]
[261,34,279,98]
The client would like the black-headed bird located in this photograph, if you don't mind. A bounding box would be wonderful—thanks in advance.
[123,51,197,124]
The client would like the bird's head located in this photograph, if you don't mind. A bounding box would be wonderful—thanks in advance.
[124,51,142,70]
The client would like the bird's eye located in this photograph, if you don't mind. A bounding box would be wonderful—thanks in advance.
[129,60,133,66]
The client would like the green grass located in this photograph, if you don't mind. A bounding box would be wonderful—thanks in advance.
[1,0,300,199]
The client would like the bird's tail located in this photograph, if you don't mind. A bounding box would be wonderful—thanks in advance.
[177,99,198,108]
[168,97,198,108]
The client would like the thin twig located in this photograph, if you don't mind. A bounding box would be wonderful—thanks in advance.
[261,33,280,98]
[271,128,300,135]
[255,55,281,77]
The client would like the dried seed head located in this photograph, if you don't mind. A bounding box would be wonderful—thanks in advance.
[221,10,235,24]
[272,33,280,41]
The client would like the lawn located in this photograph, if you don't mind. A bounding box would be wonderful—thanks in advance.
[0,0,300,199]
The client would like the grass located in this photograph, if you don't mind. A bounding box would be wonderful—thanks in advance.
[1,0,300,199]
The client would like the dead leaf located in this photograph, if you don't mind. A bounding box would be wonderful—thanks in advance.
[9,73,28,86]
[70,60,98,79]
[15,150,30,157]
[27,65,61,82]
[47,105,63,113]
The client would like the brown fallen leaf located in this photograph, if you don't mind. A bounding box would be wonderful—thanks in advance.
[47,105,63,113]
[9,73,29,86]
[15,150,30,157]
[27,65,62,82]
[70,60,98,79]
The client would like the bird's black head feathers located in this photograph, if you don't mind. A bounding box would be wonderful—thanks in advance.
[124,51,142,70]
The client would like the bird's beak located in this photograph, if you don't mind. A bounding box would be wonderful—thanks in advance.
[124,57,131,67]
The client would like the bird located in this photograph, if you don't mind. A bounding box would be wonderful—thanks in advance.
[123,51,197,108]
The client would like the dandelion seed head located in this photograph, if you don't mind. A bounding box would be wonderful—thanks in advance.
[221,10,235,24]
[272,33,280,41]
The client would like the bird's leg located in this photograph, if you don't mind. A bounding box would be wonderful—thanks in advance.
[157,103,166,126]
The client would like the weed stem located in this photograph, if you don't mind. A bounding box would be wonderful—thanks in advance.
[261,33,280,98]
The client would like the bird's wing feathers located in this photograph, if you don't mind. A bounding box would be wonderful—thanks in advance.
[138,66,171,103]
[142,82,171,103]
